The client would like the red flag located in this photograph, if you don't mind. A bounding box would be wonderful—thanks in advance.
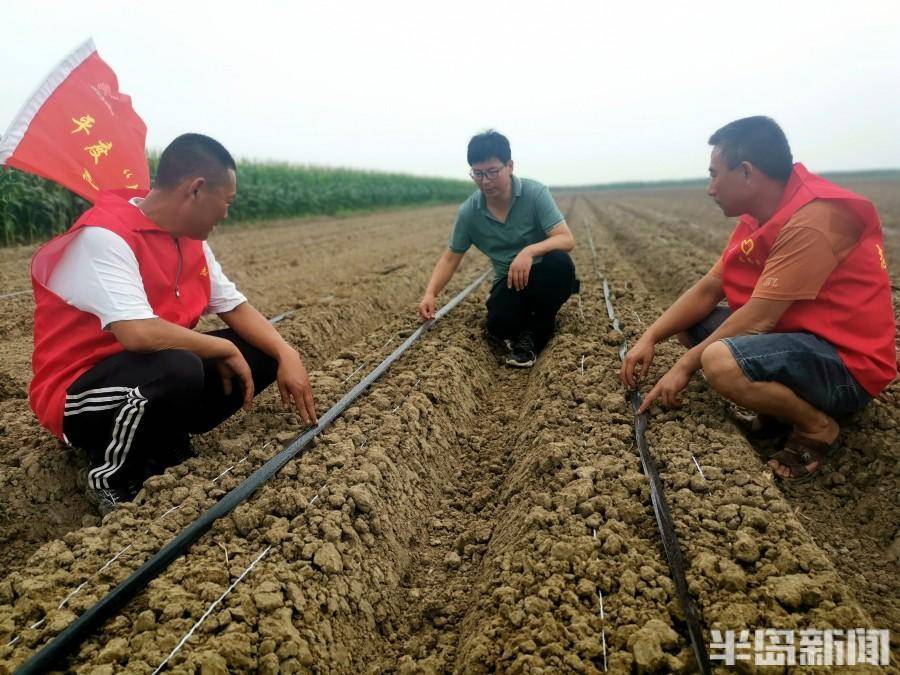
[0,39,149,202]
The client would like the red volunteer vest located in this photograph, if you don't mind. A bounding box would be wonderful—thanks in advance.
[29,190,211,439]
[721,164,896,396]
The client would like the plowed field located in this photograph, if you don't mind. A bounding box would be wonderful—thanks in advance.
[0,183,897,673]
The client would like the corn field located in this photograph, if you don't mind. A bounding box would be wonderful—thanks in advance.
[0,160,472,246]
[0,168,88,246]
[222,161,472,222]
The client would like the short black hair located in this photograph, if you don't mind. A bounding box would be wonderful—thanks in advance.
[708,116,793,182]
[154,133,236,190]
[467,129,511,165]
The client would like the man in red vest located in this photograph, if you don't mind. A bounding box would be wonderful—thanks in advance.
[621,116,896,481]
[30,134,318,513]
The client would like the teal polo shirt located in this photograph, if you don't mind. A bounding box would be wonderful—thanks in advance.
[448,176,565,282]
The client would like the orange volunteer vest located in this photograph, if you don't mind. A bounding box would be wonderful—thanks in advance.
[30,190,211,439]
[720,164,896,397]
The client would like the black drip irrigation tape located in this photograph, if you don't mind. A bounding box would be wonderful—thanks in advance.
[582,209,711,674]
[14,269,490,674]
[628,389,710,674]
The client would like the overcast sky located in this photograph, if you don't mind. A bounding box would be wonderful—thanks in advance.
[2,0,898,185]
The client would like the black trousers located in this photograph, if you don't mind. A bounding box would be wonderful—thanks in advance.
[62,329,277,490]
[486,250,578,351]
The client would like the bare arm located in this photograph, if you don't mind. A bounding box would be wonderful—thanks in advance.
[109,317,237,358]
[219,302,317,425]
[620,270,724,389]
[644,271,725,344]
[425,249,464,297]
[637,296,792,413]
[507,221,576,291]
[419,249,464,321]
[674,296,791,374]
[108,303,318,423]
[108,316,256,410]
[526,221,575,256]
[218,302,296,363]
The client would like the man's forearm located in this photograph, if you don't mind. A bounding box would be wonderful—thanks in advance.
[222,301,318,424]
[219,302,296,363]
[678,298,789,373]
[109,317,234,357]
[644,276,724,344]
[425,257,459,297]
[524,232,574,258]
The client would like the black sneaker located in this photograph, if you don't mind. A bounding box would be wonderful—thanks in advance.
[506,332,536,368]
[486,330,512,351]
[84,480,139,515]
[142,434,196,480]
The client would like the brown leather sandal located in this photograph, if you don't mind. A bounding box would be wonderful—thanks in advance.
[768,431,841,483]
[732,411,792,441]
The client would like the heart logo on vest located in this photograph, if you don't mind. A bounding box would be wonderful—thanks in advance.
[740,239,755,256]
[876,244,887,270]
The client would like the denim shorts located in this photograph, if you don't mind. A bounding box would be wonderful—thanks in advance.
[686,306,871,417]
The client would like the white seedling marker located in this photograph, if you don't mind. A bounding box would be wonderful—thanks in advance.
[152,546,271,674]
[691,455,706,480]
[601,629,608,672]
[597,589,608,671]
[342,362,367,383]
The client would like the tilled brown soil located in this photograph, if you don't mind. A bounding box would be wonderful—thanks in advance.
[0,206,475,576]
[0,186,897,673]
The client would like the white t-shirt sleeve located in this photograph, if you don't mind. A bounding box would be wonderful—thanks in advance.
[202,242,247,314]
[46,227,156,329]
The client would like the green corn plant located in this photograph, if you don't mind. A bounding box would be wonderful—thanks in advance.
[1,158,472,247]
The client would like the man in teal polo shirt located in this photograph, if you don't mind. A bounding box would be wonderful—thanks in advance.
[418,130,577,367]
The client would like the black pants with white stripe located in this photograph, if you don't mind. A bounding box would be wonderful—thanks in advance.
[63,329,278,491]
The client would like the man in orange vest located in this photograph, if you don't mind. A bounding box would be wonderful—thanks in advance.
[620,116,896,481]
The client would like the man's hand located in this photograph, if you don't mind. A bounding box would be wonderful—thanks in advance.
[217,345,254,410]
[418,293,437,322]
[637,361,693,414]
[419,250,462,322]
[620,335,655,389]
[507,250,533,291]
[277,350,318,426]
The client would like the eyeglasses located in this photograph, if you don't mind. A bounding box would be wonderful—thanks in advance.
[469,166,505,181]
